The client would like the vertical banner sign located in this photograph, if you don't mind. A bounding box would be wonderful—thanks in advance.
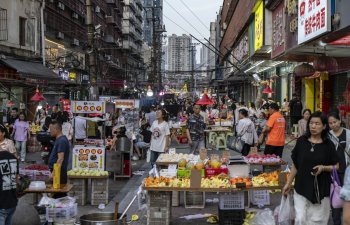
[271,1,286,59]
[254,1,264,52]
[298,0,331,44]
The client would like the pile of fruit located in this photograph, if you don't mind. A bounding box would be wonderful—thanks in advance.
[245,154,284,164]
[157,153,199,163]
[67,169,109,177]
[144,175,230,188]
[230,177,252,188]
[144,177,172,187]
[25,164,48,171]
[252,171,279,187]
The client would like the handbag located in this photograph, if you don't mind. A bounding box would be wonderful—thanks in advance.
[227,135,245,153]
[330,165,343,208]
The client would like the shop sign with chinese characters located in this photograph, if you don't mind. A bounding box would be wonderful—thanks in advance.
[233,31,249,64]
[115,99,140,109]
[272,0,285,58]
[254,1,264,52]
[71,101,106,114]
[285,0,298,50]
[298,0,331,44]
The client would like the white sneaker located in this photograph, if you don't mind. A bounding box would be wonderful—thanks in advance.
[21,159,25,162]
[132,155,139,161]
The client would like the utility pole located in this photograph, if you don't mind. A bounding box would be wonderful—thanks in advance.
[189,42,199,92]
[146,5,165,92]
[86,0,98,100]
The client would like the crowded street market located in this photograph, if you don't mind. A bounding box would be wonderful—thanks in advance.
[1,0,350,225]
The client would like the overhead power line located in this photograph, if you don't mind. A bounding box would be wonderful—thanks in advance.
[164,0,207,39]
[179,0,210,30]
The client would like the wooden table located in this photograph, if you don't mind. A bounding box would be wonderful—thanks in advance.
[143,185,282,192]
[25,184,73,203]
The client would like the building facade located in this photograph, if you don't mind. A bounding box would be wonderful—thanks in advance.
[142,0,163,46]
[167,34,192,74]
[122,0,143,85]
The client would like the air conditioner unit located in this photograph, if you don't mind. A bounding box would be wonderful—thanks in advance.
[56,32,64,39]
[72,12,79,19]
[223,22,227,30]
[95,6,100,13]
[105,55,112,61]
[72,38,79,46]
[58,2,65,10]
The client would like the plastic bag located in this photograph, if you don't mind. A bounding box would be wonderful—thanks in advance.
[251,208,275,225]
[277,193,295,225]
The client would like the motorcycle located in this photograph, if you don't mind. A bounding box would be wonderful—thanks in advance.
[36,131,54,165]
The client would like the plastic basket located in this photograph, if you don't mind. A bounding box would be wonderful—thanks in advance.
[46,204,77,222]
[147,191,171,208]
[219,192,245,210]
[205,167,229,178]
[184,191,205,208]
[147,206,171,225]
[218,207,246,225]
[172,191,180,207]
[250,190,270,206]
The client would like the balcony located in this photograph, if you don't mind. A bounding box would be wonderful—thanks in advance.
[124,0,136,11]
[135,0,142,8]
[106,16,116,25]
[104,35,118,45]
[106,0,116,4]
[123,40,137,51]
[122,25,136,35]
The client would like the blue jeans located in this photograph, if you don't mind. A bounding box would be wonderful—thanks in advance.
[150,150,161,167]
[0,207,16,225]
[15,141,26,161]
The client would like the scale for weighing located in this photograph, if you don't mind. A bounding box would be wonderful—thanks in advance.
[228,156,250,177]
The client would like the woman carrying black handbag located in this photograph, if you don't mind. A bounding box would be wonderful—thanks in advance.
[236,109,258,156]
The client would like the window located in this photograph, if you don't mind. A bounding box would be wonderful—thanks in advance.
[19,17,26,46]
[0,8,7,41]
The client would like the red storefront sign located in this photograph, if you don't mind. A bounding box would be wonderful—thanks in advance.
[233,30,249,64]
[271,0,285,59]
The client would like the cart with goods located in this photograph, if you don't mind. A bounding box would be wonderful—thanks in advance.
[144,150,289,225]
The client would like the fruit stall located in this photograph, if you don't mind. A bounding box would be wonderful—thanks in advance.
[144,152,288,225]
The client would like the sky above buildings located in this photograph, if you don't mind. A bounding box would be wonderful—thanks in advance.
[163,0,223,41]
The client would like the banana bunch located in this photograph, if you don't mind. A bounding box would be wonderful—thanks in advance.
[201,177,230,188]
[243,212,255,225]
[170,178,190,188]
[207,215,218,224]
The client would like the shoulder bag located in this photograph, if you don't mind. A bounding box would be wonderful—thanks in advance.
[331,165,343,208]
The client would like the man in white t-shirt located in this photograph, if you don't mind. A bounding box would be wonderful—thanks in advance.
[74,115,87,141]
[150,109,170,166]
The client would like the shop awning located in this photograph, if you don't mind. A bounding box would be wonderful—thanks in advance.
[0,58,61,81]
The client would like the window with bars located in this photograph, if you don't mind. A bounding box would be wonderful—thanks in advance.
[0,8,7,41]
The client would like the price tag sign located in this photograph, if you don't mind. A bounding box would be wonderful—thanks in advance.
[168,148,176,154]
[168,164,177,173]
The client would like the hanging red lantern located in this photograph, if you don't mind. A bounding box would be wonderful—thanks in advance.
[196,94,214,105]
[262,84,274,94]
[30,86,46,102]
[294,63,315,77]
[313,55,338,73]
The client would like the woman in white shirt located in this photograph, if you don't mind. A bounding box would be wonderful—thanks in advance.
[150,109,170,166]
[210,105,219,119]
[236,109,258,156]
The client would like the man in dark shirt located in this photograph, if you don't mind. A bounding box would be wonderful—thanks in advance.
[289,93,303,127]
[134,123,152,159]
[0,151,18,225]
[186,104,206,154]
[49,121,70,186]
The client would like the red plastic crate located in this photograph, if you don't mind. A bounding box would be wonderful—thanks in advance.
[178,136,188,144]
[123,160,131,176]
[205,167,229,178]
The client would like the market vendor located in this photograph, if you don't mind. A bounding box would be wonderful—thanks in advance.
[48,121,70,196]
[186,104,206,154]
